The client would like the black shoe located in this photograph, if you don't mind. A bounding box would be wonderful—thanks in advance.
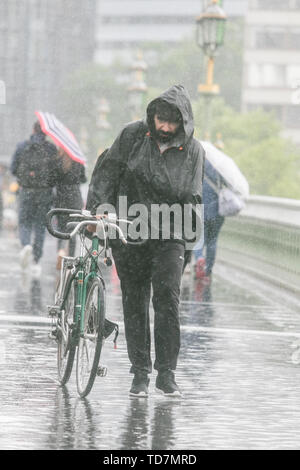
[155,370,181,397]
[129,372,150,398]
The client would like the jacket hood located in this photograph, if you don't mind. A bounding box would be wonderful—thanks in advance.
[146,84,194,145]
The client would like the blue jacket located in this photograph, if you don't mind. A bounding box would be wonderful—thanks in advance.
[203,159,224,221]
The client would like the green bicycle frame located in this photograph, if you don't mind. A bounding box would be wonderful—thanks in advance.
[78,235,101,335]
[60,234,102,342]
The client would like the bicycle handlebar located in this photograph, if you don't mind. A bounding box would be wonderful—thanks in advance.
[46,208,82,240]
[46,208,129,244]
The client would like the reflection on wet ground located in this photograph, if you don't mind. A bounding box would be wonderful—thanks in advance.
[1,231,300,450]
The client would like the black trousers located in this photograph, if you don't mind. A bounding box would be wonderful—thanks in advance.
[112,240,185,375]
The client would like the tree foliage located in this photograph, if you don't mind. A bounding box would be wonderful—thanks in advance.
[59,63,130,170]
[60,23,300,198]
[194,98,300,198]
[143,18,244,110]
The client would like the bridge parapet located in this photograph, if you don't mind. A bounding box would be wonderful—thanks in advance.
[218,196,300,297]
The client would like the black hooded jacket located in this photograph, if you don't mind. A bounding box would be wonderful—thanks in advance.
[87,85,205,241]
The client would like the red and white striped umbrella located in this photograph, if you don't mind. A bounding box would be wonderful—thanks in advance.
[35,111,86,165]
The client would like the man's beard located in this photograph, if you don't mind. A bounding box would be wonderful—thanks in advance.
[153,128,178,143]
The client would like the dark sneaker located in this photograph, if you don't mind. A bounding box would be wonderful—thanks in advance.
[129,373,150,398]
[155,370,181,397]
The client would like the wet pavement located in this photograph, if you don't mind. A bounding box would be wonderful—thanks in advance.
[1,229,300,450]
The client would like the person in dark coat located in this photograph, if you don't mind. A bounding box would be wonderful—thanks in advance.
[10,121,59,276]
[87,85,205,397]
[194,158,225,283]
[55,148,87,265]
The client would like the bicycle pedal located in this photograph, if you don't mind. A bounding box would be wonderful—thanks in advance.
[48,305,60,317]
[48,329,58,341]
[97,365,108,377]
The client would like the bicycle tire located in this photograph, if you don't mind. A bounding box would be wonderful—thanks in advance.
[76,276,106,398]
[57,280,77,385]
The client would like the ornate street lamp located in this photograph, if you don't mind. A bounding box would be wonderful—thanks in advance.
[196,0,227,139]
[128,51,148,120]
[196,0,227,60]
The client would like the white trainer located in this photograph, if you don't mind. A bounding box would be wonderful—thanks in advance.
[20,245,33,269]
[31,263,42,279]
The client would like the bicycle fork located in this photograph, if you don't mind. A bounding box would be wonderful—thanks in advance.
[78,236,100,337]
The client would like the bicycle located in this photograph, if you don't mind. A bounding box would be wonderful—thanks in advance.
[46,208,131,398]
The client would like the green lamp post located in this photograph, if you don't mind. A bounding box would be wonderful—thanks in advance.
[128,51,148,121]
[196,0,227,139]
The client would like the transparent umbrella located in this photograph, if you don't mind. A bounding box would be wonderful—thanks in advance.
[200,140,249,198]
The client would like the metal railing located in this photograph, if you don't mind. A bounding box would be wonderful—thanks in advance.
[217,195,300,297]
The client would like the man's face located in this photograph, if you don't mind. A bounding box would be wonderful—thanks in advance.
[153,114,180,143]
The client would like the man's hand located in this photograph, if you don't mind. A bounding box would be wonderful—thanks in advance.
[87,224,96,233]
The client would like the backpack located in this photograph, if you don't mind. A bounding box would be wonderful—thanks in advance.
[16,141,53,188]
[86,122,147,213]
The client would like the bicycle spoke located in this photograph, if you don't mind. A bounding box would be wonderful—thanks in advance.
[57,281,77,385]
[76,277,105,398]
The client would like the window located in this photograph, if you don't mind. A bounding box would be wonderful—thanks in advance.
[286,65,300,88]
[263,64,285,87]
[286,29,300,49]
[255,28,300,50]
[0,1,8,28]
[256,29,286,49]
[289,0,300,8]
[247,64,286,88]
[100,16,194,25]
[251,0,300,9]
[261,105,283,122]
[251,0,287,9]
[248,64,260,87]
[0,80,5,104]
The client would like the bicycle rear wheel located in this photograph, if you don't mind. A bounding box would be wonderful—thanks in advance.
[76,277,106,398]
[57,280,77,385]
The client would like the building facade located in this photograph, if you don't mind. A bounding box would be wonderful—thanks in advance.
[242,0,300,143]
[95,0,248,64]
[0,0,96,161]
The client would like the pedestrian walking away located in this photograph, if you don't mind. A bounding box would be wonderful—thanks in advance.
[192,139,249,284]
[86,84,205,398]
[54,148,87,268]
[10,121,59,276]
[193,159,225,284]
[33,110,87,270]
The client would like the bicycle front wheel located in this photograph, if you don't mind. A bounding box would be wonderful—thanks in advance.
[57,280,77,385]
[76,277,106,398]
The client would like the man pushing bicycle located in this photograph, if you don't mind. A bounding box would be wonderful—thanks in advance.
[86,85,205,397]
